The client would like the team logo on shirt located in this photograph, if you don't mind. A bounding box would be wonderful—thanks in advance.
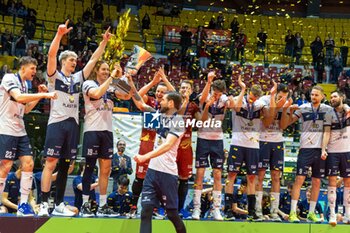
[143,111,161,129]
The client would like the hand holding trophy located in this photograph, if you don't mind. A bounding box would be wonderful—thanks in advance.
[110,45,152,96]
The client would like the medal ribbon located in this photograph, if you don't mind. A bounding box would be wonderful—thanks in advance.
[59,71,74,95]
[16,73,26,93]
[334,108,345,128]
[246,96,254,121]
[311,103,320,123]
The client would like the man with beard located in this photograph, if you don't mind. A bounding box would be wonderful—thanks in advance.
[134,91,186,233]
[128,68,175,218]
[255,84,291,221]
[176,80,201,213]
[282,86,333,223]
[38,22,112,217]
[111,140,133,191]
[321,91,350,226]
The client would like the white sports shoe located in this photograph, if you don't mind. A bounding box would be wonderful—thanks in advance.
[37,202,49,217]
[329,214,337,226]
[51,202,75,217]
[212,208,223,221]
[343,214,350,224]
[256,209,265,221]
[192,208,201,220]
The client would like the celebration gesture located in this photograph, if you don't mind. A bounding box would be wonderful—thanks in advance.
[238,74,246,90]
[38,84,48,93]
[57,20,73,36]
[134,154,149,164]
[111,62,123,79]
[102,27,113,42]
[283,97,293,108]
[270,80,277,96]
[208,71,216,83]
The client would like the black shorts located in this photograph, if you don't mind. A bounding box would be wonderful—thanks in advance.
[296,148,325,178]
[141,168,178,209]
[326,152,350,178]
[258,141,284,171]
[195,138,224,169]
[0,134,32,160]
[44,118,79,160]
[82,131,113,159]
[227,145,259,175]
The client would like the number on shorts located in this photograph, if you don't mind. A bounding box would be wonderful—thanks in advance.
[47,148,54,156]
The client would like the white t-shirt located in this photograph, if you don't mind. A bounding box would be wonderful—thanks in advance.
[197,94,228,140]
[294,103,332,149]
[82,80,114,133]
[0,73,28,136]
[47,70,84,125]
[327,109,350,153]
[259,95,284,143]
[231,96,266,149]
[148,114,185,176]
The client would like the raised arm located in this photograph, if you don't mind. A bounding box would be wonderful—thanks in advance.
[199,71,215,106]
[138,69,162,103]
[83,27,112,78]
[230,74,246,112]
[47,20,73,76]
[201,96,216,121]
[127,74,156,112]
[159,67,175,92]
[262,81,277,127]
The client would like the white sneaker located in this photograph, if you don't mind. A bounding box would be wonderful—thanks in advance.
[51,202,75,217]
[270,211,282,222]
[212,208,223,221]
[343,214,350,224]
[192,208,201,220]
[37,202,49,217]
[256,209,265,221]
[329,214,337,226]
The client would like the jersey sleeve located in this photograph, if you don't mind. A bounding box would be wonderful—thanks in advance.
[168,116,185,138]
[2,74,19,93]
[82,80,97,97]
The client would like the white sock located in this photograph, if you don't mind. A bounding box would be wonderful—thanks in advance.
[344,187,350,216]
[0,177,5,204]
[309,201,316,213]
[212,190,221,209]
[100,194,107,206]
[291,199,298,212]
[328,186,336,215]
[270,192,280,212]
[255,191,263,211]
[193,189,202,209]
[20,172,33,204]
[82,194,89,205]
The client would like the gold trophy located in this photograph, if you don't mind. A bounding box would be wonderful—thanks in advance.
[111,45,152,95]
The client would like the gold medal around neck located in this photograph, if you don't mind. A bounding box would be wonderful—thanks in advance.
[158,137,163,145]
[104,102,109,109]
[69,95,74,103]
[312,122,318,128]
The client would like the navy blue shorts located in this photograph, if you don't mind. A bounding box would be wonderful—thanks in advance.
[227,145,259,175]
[141,168,178,210]
[258,141,284,171]
[195,138,224,169]
[82,131,113,159]
[0,135,32,160]
[326,152,350,178]
[296,148,325,178]
[44,118,79,160]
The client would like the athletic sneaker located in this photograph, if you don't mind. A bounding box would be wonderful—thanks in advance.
[329,213,337,226]
[80,202,95,217]
[192,208,201,220]
[270,212,282,222]
[126,207,137,219]
[96,204,120,217]
[17,203,35,217]
[289,211,300,223]
[255,209,265,221]
[307,212,321,223]
[52,202,75,217]
[212,208,223,221]
[247,213,263,222]
[224,211,236,221]
[37,202,49,217]
[343,214,350,224]
[152,211,165,220]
